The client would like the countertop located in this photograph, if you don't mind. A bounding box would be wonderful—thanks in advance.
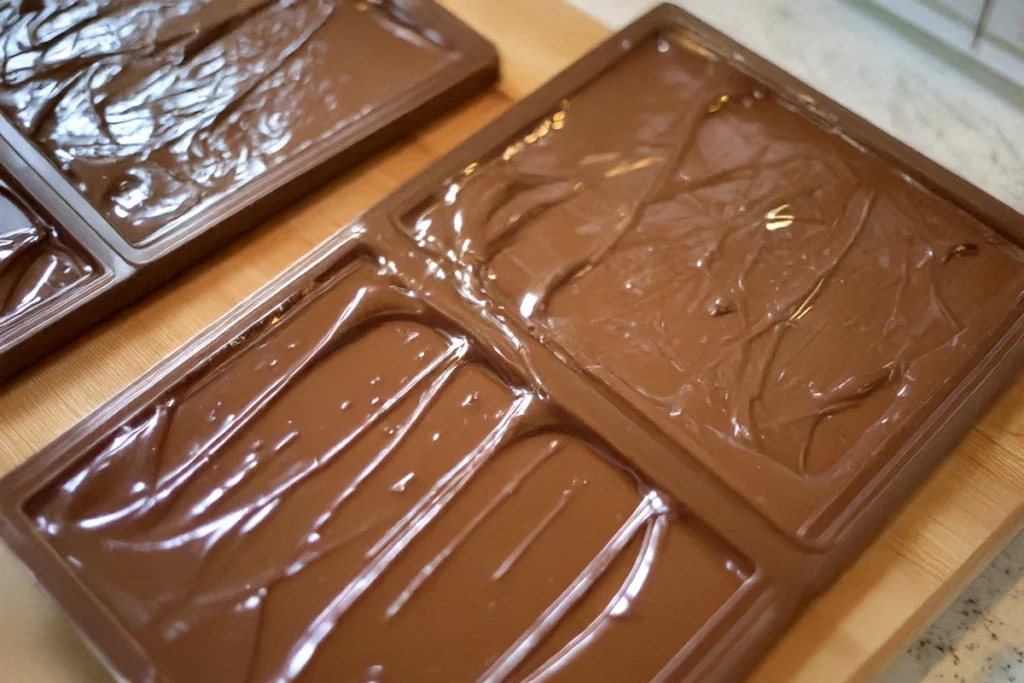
[881,534,1024,682]
[565,0,1024,681]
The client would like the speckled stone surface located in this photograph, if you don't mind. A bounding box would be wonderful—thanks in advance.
[878,533,1024,683]
[564,1,1024,681]
[565,0,1024,213]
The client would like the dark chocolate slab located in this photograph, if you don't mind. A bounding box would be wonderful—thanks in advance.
[0,0,497,381]
[3,4,1024,683]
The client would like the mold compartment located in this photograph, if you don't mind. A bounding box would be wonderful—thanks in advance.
[25,257,757,683]
[399,31,1024,543]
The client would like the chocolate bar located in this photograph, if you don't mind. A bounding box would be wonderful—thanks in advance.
[0,0,497,380]
[3,4,1023,682]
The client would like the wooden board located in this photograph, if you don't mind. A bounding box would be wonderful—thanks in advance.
[1,1,1023,681]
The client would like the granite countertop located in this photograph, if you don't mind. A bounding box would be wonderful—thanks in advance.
[565,0,1024,681]
[881,534,1024,682]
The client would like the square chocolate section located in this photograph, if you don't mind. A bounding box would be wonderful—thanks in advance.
[0,0,497,380]
[400,22,1024,543]
[8,251,761,683]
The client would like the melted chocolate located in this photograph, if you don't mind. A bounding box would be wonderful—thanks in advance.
[29,258,751,682]
[404,32,1024,540]
[4,7,1024,683]
[0,173,92,323]
[0,0,456,244]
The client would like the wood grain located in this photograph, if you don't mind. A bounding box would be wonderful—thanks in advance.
[1,1,1023,682]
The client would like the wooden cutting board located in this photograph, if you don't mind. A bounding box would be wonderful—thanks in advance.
[2,1,1024,681]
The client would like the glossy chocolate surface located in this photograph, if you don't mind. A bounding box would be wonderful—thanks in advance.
[29,257,752,682]
[0,0,456,244]
[404,31,1024,540]
[0,0,496,381]
[0,172,93,324]
[3,5,1024,683]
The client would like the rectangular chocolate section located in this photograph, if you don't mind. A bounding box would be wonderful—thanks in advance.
[0,171,95,324]
[10,253,758,683]
[0,0,496,380]
[400,23,1024,544]
[1,0,468,245]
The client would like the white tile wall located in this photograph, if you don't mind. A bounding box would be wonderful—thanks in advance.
[868,0,1024,87]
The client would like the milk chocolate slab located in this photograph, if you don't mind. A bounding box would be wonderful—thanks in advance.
[3,244,771,683]
[0,0,496,380]
[399,18,1024,545]
[0,154,126,369]
[0,0,484,246]
[4,4,1024,683]
[0,171,94,323]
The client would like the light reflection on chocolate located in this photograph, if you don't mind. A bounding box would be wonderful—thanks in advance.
[0,174,92,323]
[0,0,456,244]
[30,258,751,682]
[404,32,1024,539]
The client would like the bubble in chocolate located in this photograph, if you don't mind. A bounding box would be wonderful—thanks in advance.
[945,242,979,262]
[706,296,736,317]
